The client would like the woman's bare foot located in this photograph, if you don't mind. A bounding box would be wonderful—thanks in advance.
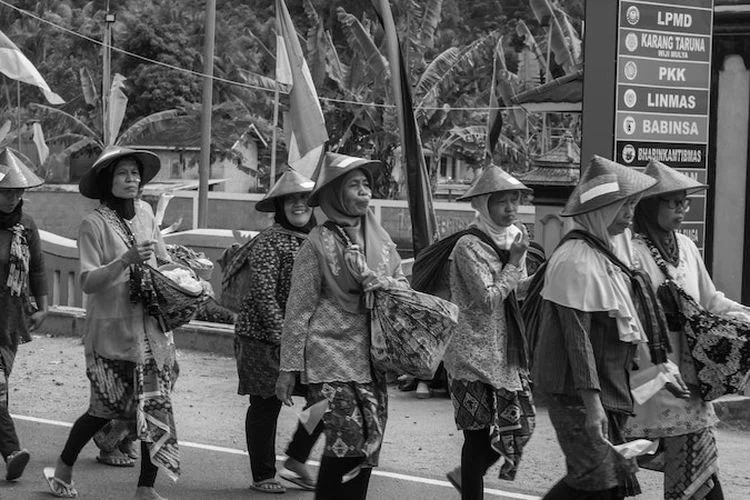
[134,486,167,500]
[283,457,314,483]
[55,456,73,484]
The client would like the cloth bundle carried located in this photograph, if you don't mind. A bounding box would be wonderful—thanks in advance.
[138,264,208,332]
[644,238,750,401]
[370,287,459,379]
[659,279,750,401]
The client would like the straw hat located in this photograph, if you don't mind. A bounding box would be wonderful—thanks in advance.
[79,146,161,199]
[561,155,657,217]
[456,165,531,201]
[255,169,316,213]
[308,152,382,207]
[0,148,43,189]
[640,159,707,198]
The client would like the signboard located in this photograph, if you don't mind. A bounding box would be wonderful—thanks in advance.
[614,0,714,251]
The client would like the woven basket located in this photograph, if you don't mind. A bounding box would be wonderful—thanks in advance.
[147,265,207,332]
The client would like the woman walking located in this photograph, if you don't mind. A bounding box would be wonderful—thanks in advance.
[442,165,536,499]
[0,148,48,481]
[533,156,673,499]
[623,160,746,500]
[44,147,179,499]
[276,153,407,500]
[234,169,323,494]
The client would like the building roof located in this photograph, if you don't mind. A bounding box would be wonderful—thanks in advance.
[518,134,580,187]
[512,69,583,113]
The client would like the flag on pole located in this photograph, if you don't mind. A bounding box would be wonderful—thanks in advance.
[371,0,438,256]
[275,0,328,178]
[0,30,64,105]
[31,122,49,165]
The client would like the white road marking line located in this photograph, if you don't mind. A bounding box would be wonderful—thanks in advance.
[13,414,541,500]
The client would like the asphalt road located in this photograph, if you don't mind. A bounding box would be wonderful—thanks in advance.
[2,336,749,499]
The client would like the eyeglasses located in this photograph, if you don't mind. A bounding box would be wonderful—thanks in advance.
[659,197,691,212]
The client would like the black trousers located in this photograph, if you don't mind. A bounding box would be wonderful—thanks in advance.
[60,413,158,487]
[246,395,323,482]
[461,429,501,500]
[0,370,19,460]
[315,456,372,500]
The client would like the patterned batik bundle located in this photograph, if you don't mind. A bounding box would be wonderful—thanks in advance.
[645,238,750,401]
[371,287,458,379]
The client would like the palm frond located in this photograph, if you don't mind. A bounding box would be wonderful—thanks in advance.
[420,0,444,49]
[79,67,99,107]
[116,109,186,146]
[29,103,103,148]
[515,20,549,80]
[416,32,499,110]
[336,7,389,80]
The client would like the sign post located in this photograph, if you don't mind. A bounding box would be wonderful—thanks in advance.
[613,0,715,251]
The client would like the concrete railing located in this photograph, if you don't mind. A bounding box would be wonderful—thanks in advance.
[37,229,413,356]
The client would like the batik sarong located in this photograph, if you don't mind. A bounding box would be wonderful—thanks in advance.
[449,376,536,480]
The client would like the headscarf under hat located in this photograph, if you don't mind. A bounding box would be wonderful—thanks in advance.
[469,194,523,251]
[308,168,400,314]
[273,198,317,234]
[634,160,707,267]
[542,199,648,344]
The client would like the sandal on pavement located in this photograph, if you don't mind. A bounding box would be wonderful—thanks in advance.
[43,467,78,498]
[249,479,286,494]
[280,470,316,491]
[6,449,30,481]
[96,449,136,467]
[446,467,462,494]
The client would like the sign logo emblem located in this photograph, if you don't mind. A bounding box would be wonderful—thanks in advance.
[624,89,637,108]
[625,33,638,52]
[624,61,638,80]
[626,6,640,25]
[623,116,637,135]
[622,144,636,164]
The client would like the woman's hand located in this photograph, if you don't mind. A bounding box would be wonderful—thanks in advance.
[660,362,691,399]
[28,310,47,331]
[509,224,530,267]
[363,275,390,293]
[580,390,609,443]
[275,371,297,407]
[121,240,156,265]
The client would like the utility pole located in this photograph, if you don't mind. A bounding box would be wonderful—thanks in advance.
[102,6,115,145]
[198,0,217,228]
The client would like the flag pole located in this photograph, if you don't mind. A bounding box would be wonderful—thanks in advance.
[269,81,280,189]
[198,0,217,228]
[16,81,21,151]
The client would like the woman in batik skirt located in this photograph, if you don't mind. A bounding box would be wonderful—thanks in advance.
[442,165,536,500]
[276,153,408,500]
[44,147,179,500]
[234,169,323,494]
[623,160,750,500]
[0,148,48,482]
[533,155,676,500]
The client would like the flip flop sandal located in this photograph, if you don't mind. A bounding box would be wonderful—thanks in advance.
[43,467,78,498]
[280,471,316,491]
[6,449,30,481]
[446,467,462,494]
[249,479,286,494]
[96,450,136,467]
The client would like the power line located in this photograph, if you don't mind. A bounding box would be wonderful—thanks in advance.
[0,0,526,113]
